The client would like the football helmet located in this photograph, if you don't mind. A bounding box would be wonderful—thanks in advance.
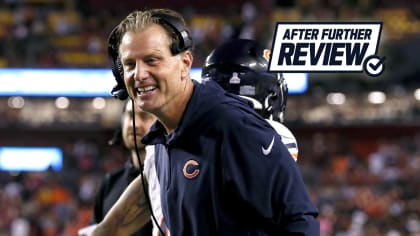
[202,38,288,122]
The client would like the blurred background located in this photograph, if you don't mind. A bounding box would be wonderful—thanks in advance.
[0,0,419,235]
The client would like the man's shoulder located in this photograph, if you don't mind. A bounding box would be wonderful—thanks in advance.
[189,81,263,132]
[206,101,268,136]
[186,81,244,125]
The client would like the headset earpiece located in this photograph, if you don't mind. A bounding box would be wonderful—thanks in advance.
[152,13,193,54]
[107,26,128,100]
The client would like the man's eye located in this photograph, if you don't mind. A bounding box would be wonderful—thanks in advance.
[124,62,135,70]
[146,57,159,65]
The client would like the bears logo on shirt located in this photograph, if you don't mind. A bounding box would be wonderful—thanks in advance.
[183,160,200,179]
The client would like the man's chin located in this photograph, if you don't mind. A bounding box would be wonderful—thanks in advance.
[135,98,158,113]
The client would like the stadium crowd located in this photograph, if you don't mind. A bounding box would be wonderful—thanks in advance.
[1,130,419,235]
[0,0,418,69]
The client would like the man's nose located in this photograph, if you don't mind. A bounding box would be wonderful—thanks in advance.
[134,62,149,81]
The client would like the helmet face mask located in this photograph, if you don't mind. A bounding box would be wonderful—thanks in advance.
[202,39,288,122]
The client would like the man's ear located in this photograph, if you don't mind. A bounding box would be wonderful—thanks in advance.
[180,51,193,78]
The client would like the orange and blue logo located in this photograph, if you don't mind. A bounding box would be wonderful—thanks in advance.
[183,159,200,179]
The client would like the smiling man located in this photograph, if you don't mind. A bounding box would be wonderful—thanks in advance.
[91,8,319,236]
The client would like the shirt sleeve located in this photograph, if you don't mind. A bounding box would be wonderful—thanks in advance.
[220,110,319,235]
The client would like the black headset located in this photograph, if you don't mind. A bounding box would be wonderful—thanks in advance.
[107,13,193,100]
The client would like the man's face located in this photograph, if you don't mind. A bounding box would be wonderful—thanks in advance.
[119,24,192,115]
[121,101,156,150]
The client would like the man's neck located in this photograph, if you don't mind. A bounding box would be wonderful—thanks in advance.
[157,79,194,134]
[130,148,146,169]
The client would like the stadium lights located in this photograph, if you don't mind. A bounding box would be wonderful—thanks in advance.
[92,97,106,109]
[368,91,386,104]
[326,92,346,105]
[0,68,308,97]
[0,147,63,171]
[55,97,70,109]
[414,88,420,101]
[7,96,25,109]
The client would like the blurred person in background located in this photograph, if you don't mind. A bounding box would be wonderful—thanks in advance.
[91,8,318,235]
[78,99,156,236]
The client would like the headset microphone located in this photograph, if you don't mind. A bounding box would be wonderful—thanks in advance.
[111,85,129,101]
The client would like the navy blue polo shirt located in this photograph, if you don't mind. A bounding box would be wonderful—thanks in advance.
[143,80,319,236]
